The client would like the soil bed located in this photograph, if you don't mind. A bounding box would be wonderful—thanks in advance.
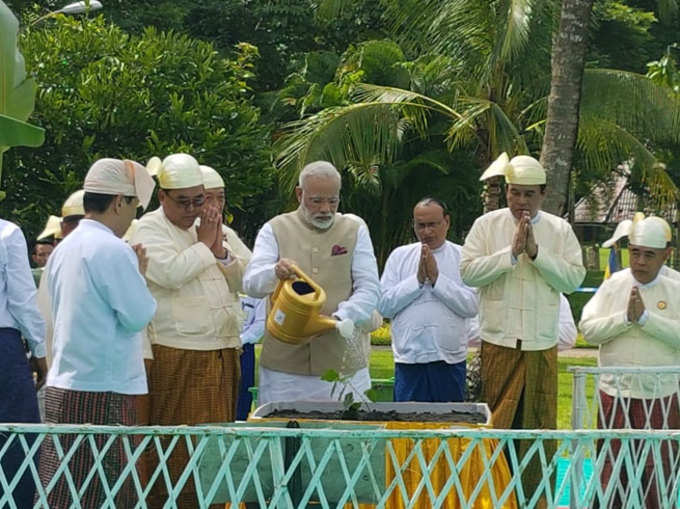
[267,409,487,424]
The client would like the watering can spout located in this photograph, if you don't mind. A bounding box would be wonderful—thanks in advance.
[301,315,337,337]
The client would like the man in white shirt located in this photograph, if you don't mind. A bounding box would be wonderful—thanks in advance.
[379,198,478,402]
[244,161,380,405]
[0,219,46,508]
[460,153,585,504]
[580,214,680,509]
[38,158,157,508]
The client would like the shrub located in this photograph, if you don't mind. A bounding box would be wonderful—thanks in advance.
[3,16,273,241]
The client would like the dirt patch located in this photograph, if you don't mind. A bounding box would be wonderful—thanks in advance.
[267,409,487,423]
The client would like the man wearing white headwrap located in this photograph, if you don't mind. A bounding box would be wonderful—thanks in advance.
[602,216,680,281]
[38,158,157,508]
[460,152,585,503]
[131,154,250,508]
[580,214,680,509]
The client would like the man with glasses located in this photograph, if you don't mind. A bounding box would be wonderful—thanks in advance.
[131,154,250,507]
[244,161,380,405]
[379,197,478,402]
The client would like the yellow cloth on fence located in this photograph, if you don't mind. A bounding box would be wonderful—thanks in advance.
[382,422,517,509]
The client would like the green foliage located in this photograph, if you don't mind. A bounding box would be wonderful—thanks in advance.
[590,1,658,72]
[647,44,680,93]
[339,40,410,89]
[2,16,273,241]
[0,0,44,195]
[39,0,388,92]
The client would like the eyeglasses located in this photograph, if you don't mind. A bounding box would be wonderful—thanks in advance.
[307,196,340,206]
[165,193,206,210]
[413,220,445,231]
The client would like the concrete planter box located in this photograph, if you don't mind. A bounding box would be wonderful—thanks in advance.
[250,400,492,427]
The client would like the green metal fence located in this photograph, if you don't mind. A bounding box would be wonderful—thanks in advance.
[2,424,680,508]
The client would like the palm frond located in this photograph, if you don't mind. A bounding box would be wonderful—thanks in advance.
[581,69,680,146]
[577,116,679,204]
[275,102,409,193]
[353,83,463,124]
[500,0,535,61]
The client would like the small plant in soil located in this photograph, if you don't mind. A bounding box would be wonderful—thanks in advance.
[321,369,378,420]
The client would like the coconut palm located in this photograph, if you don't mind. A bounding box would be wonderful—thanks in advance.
[276,0,680,225]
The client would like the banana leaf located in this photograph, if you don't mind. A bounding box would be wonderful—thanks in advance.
[0,1,45,186]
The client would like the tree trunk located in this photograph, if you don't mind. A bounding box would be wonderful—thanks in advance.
[540,0,595,216]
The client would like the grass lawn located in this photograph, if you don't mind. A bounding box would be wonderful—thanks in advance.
[368,350,596,429]
[255,346,596,429]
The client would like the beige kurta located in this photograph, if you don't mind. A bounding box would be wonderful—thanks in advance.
[580,268,680,398]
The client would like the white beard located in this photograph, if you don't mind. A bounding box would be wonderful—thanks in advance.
[301,205,334,230]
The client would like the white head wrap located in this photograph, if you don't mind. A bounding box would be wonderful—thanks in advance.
[37,215,63,241]
[83,158,155,210]
[602,213,671,249]
[61,189,85,218]
[602,220,633,248]
[480,152,547,185]
[630,213,671,249]
[147,154,203,190]
[199,165,225,189]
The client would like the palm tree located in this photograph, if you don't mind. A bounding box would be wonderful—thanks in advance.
[540,0,595,216]
[276,0,680,258]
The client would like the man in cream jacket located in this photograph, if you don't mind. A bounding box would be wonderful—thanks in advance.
[130,154,251,507]
[580,214,680,509]
[460,153,585,504]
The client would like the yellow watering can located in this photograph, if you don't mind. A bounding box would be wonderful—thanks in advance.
[266,265,354,344]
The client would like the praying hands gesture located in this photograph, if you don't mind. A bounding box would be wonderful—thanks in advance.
[417,244,439,285]
[627,286,646,323]
[197,205,227,259]
[512,212,538,259]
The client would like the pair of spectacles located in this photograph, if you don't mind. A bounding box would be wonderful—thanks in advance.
[165,193,206,210]
[308,196,340,206]
[413,220,445,231]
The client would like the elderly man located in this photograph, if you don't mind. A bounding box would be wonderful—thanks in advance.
[244,161,380,405]
[460,153,585,503]
[38,159,157,508]
[0,218,46,508]
[580,214,680,509]
[131,154,251,506]
[379,197,478,402]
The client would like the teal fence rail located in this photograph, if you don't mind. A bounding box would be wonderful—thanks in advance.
[2,424,680,508]
[568,366,680,508]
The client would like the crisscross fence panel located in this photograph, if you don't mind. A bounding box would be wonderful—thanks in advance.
[2,425,680,508]
[568,366,680,508]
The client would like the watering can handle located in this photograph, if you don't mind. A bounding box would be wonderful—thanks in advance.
[290,264,324,299]
[270,263,324,302]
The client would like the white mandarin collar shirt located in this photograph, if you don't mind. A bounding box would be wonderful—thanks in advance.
[0,219,46,357]
[379,241,478,364]
[46,219,156,394]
